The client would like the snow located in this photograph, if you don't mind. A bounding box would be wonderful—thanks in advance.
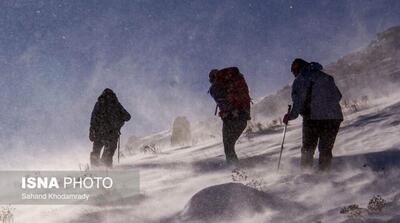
[7,93,400,223]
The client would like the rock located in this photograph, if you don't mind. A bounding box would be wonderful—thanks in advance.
[171,116,191,147]
[177,183,278,222]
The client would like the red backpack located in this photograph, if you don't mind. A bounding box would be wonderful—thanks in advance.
[214,67,251,112]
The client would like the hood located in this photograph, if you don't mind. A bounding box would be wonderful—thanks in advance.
[309,62,323,71]
[98,88,118,103]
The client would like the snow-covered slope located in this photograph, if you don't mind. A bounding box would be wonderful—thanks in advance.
[13,94,397,223]
[116,96,400,223]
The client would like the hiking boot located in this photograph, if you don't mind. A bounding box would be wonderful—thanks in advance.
[226,156,239,166]
[318,151,332,172]
[90,151,100,168]
[300,150,314,170]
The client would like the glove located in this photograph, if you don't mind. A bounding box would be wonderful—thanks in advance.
[232,109,239,118]
[89,129,96,142]
[283,114,289,125]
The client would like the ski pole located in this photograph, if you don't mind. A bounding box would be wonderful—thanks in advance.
[118,134,121,164]
[277,105,292,171]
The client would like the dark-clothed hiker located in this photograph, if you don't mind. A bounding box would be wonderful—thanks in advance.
[89,88,131,168]
[283,58,343,172]
[209,67,251,164]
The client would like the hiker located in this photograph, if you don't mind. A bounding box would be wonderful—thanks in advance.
[208,67,251,164]
[89,88,131,168]
[283,58,343,172]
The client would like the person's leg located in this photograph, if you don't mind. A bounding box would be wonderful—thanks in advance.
[101,137,118,168]
[222,119,247,163]
[90,140,104,167]
[231,119,247,157]
[301,120,319,169]
[318,120,341,172]
[222,119,238,163]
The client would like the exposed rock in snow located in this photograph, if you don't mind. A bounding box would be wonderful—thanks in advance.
[173,183,303,223]
[171,116,192,147]
[177,183,269,222]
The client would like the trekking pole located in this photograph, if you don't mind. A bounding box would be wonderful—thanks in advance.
[118,134,121,164]
[277,105,292,171]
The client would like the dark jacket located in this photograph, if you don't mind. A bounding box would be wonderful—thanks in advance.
[90,89,131,140]
[288,62,343,121]
[209,83,233,115]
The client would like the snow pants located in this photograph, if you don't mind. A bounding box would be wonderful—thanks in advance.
[301,119,342,171]
[222,118,247,163]
[90,137,118,168]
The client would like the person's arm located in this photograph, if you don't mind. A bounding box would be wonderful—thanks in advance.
[119,103,131,122]
[90,103,100,128]
[288,77,309,120]
[209,84,232,113]
[331,76,342,101]
[89,102,100,141]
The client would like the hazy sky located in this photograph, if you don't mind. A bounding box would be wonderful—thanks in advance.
[1,0,400,156]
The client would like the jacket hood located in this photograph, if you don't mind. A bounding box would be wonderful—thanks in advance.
[98,88,118,102]
[309,62,323,71]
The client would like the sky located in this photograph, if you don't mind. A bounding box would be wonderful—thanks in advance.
[1,0,400,159]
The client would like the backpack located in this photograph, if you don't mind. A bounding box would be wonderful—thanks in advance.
[309,71,343,120]
[210,67,251,119]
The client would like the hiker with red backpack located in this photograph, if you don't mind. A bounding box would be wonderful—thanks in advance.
[283,58,343,172]
[208,67,251,164]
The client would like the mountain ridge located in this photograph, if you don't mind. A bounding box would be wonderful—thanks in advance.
[252,25,400,121]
